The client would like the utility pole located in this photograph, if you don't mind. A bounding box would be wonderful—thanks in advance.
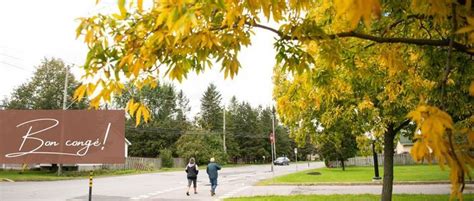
[58,65,69,176]
[294,148,298,171]
[270,133,274,172]
[223,105,226,153]
[272,108,276,159]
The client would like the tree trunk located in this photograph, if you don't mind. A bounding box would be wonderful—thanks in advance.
[340,158,345,171]
[381,125,395,201]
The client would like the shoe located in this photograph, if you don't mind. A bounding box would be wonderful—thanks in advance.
[186,192,190,196]
[194,192,198,194]
[212,192,216,196]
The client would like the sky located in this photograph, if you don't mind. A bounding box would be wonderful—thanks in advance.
[0,0,277,117]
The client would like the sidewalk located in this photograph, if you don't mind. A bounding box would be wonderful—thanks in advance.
[219,184,474,200]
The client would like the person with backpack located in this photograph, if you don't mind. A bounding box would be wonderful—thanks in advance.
[185,157,199,196]
[206,157,221,196]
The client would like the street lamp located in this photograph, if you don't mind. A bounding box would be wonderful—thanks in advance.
[368,132,381,181]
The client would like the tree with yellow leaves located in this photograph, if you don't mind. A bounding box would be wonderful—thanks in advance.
[76,1,473,200]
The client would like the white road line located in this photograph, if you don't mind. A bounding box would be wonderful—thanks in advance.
[130,186,186,200]
[218,186,251,200]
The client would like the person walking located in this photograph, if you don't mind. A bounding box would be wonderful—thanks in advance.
[206,157,221,196]
[185,157,199,196]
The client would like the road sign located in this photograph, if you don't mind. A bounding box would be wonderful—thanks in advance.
[294,148,298,154]
[269,132,275,143]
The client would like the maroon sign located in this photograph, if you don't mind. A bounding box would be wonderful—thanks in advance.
[0,110,125,163]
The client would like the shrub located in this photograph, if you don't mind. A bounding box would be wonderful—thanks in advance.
[160,149,174,168]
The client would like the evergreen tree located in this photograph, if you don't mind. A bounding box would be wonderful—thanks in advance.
[198,83,223,132]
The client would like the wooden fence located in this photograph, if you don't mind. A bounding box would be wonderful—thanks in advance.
[101,157,162,170]
[329,153,432,168]
[1,157,186,171]
[101,157,185,171]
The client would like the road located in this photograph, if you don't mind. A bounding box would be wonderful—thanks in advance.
[0,162,323,201]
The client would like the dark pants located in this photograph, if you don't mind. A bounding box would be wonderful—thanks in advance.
[209,178,218,193]
[187,177,197,188]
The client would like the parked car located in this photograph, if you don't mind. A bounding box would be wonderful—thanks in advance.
[273,157,290,165]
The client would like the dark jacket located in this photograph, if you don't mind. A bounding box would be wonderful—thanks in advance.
[185,164,199,179]
[206,162,221,179]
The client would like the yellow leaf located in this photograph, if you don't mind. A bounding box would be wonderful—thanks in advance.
[75,20,85,39]
[135,105,143,126]
[118,54,130,68]
[89,97,101,109]
[127,99,140,117]
[333,0,381,30]
[137,0,143,12]
[456,17,474,34]
[118,0,127,18]
[85,30,94,44]
[455,26,474,34]
[142,105,151,123]
[132,62,141,77]
[73,84,87,101]
[86,83,97,96]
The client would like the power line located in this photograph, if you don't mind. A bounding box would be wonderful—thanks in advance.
[0,61,28,71]
[0,53,23,61]
[125,127,270,138]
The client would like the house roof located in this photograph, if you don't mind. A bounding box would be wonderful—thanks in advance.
[399,135,413,145]
[125,138,132,145]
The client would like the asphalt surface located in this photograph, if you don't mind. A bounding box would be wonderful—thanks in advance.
[2,162,472,201]
[0,162,323,201]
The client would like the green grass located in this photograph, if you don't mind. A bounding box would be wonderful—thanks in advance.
[225,194,474,201]
[157,167,184,172]
[0,163,266,182]
[0,168,173,182]
[259,165,450,185]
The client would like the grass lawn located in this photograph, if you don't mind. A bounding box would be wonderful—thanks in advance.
[259,165,450,185]
[225,194,474,201]
[0,168,178,182]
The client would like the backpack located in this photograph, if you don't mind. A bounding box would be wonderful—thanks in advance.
[186,165,198,178]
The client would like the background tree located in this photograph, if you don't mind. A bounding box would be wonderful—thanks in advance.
[115,82,190,157]
[317,131,358,171]
[356,135,383,157]
[198,83,223,132]
[175,131,227,165]
[223,96,242,162]
[6,57,86,109]
[77,1,474,200]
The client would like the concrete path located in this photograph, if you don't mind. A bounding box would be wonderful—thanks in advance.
[230,184,474,198]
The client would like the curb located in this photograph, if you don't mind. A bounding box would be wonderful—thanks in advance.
[261,181,473,186]
[1,178,15,182]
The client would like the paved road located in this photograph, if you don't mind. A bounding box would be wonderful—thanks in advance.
[2,162,472,201]
[0,162,323,201]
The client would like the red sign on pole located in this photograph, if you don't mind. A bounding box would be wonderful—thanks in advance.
[269,132,275,143]
[0,110,125,164]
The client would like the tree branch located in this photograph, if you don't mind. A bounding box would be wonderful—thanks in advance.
[381,14,427,36]
[249,23,474,56]
[393,119,410,134]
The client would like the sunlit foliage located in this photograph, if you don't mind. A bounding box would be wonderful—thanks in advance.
[76,1,474,200]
